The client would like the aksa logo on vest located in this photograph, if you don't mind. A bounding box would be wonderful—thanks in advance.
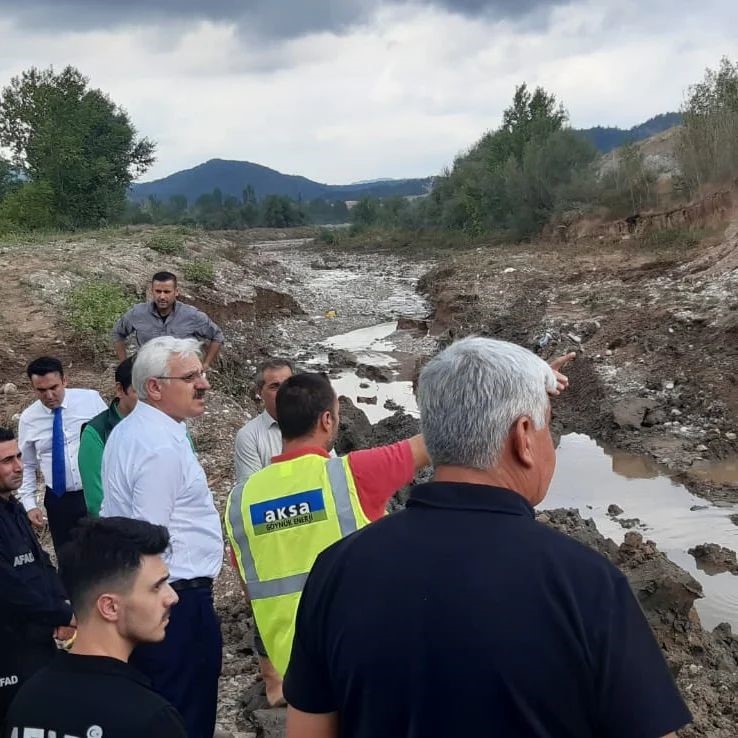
[250,489,327,535]
[13,552,35,567]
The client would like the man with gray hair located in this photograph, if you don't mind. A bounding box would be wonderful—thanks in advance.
[283,337,692,738]
[101,336,223,738]
[234,358,293,485]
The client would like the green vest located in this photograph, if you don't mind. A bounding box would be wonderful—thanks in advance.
[226,453,371,676]
[81,400,122,444]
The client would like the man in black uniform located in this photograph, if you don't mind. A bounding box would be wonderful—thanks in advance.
[4,516,186,738]
[0,427,75,725]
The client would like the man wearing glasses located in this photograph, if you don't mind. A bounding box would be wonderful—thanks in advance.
[101,336,223,738]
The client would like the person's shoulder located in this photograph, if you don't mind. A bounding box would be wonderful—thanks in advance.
[531,515,622,579]
[236,415,262,438]
[68,388,104,401]
[19,399,43,422]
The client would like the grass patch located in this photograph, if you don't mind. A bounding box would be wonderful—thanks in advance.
[184,259,214,285]
[146,231,186,255]
[64,281,136,355]
[638,227,703,252]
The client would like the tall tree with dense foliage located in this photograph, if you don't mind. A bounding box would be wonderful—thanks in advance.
[677,57,738,196]
[0,66,155,228]
[425,83,597,239]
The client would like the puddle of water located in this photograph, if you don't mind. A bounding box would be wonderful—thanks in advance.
[689,458,738,485]
[332,373,418,424]
[325,322,398,352]
[543,433,738,631]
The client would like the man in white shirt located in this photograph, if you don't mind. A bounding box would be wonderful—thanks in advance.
[18,356,106,554]
[233,359,293,486]
[101,336,223,738]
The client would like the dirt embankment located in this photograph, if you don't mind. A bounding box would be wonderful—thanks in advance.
[418,211,738,506]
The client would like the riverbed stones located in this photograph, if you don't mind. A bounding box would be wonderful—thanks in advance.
[688,543,738,575]
[356,363,393,382]
[613,398,658,429]
[607,504,624,516]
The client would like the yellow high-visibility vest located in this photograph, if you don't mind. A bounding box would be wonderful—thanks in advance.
[225,452,371,676]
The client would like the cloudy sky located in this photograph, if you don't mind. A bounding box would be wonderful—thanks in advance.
[1,0,737,183]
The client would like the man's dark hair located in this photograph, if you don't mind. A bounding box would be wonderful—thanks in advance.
[115,356,135,392]
[255,359,294,391]
[27,356,64,379]
[276,372,336,441]
[0,427,15,443]
[58,517,170,616]
[152,271,178,285]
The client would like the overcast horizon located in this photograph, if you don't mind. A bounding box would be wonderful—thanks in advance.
[1,0,737,184]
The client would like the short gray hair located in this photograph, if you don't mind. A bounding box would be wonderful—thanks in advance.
[133,337,202,400]
[417,337,557,470]
[255,359,293,391]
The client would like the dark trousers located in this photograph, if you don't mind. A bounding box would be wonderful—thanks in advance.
[130,585,222,738]
[43,488,87,555]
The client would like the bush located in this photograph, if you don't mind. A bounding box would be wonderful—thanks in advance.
[146,231,186,255]
[639,228,701,251]
[65,281,135,354]
[318,228,342,246]
[184,259,214,285]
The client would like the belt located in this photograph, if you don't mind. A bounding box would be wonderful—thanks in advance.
[45,487,83,493]
[170,577,213,592]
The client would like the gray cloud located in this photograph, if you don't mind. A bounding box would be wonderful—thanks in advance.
[0,0,567,39]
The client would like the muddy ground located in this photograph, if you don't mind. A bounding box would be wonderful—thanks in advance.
[0,221,736,736]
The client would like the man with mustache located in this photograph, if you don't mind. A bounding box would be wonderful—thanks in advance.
[101,336,223,738]
[112,271,224,372]
[0,427,75,726]
[3,517,186,738]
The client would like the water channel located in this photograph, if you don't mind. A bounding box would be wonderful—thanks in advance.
[273,245,738,632]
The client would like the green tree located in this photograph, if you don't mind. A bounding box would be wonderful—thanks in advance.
[676,57,738,195]
[0,66,155,228]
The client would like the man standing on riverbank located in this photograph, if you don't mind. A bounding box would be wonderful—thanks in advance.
[0,427,76,724]
[283,337,691,738]
[234,359,293,486]
[101,336,223,738]
[112,271,224,370]
[227,372,430,704]
[18,356,106,553]
[78,356,137,517]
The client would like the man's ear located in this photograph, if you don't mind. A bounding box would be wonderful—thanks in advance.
[512,416,535,469]
[97,593,121,623]
[146,377,162,401]
[319,409,333,433]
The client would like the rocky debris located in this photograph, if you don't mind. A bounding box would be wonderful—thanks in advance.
[397,317,429,333]
[357,395,378,405]
[356,363,393,382]
[607,504,624,516]
[250,709,287,738]
[327,349,357,367]
[617,517,641,529]
[2,382,17,394]
[730,514,738,527]
[383,398,402,412]
[371,409,421,447]
[335,396,373,453]
[688,543,738,575]
[612,398,658,429]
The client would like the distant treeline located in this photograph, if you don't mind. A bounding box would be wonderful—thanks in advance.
[349,58,738,240]
[122,186,351,229]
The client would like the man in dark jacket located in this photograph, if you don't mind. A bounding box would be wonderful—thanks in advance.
[78,357,137,516]
[0,427,75,725]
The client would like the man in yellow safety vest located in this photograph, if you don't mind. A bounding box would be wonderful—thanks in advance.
[226,373,429,705]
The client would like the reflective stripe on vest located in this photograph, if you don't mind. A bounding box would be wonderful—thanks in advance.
[227,456,357,600]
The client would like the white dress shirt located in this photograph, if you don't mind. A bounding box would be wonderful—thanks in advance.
[233,410,282,486]
[101,401,223,582]
[18,388,107,512]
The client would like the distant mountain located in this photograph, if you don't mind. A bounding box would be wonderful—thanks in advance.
[575,113,682,153]
[130,159,433,204]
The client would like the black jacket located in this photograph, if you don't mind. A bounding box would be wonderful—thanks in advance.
[0,495,73,644]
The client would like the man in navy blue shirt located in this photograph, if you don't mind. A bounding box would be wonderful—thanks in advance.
[283,337,692,738]
[0,427,74,725]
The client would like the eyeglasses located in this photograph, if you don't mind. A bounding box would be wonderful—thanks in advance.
[155,370,207,383]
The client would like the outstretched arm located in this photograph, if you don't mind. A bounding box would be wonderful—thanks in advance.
[548,352,576,396]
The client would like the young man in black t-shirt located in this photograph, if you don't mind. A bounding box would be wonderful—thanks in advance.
[3,517,186,738]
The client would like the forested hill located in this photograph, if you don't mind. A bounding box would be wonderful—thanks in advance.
[130,159,433,203]
[576,113,682,153]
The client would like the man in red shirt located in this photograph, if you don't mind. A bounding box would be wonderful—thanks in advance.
[226,373,429,706]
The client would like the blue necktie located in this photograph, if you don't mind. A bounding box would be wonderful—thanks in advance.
[51,407,67,497]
